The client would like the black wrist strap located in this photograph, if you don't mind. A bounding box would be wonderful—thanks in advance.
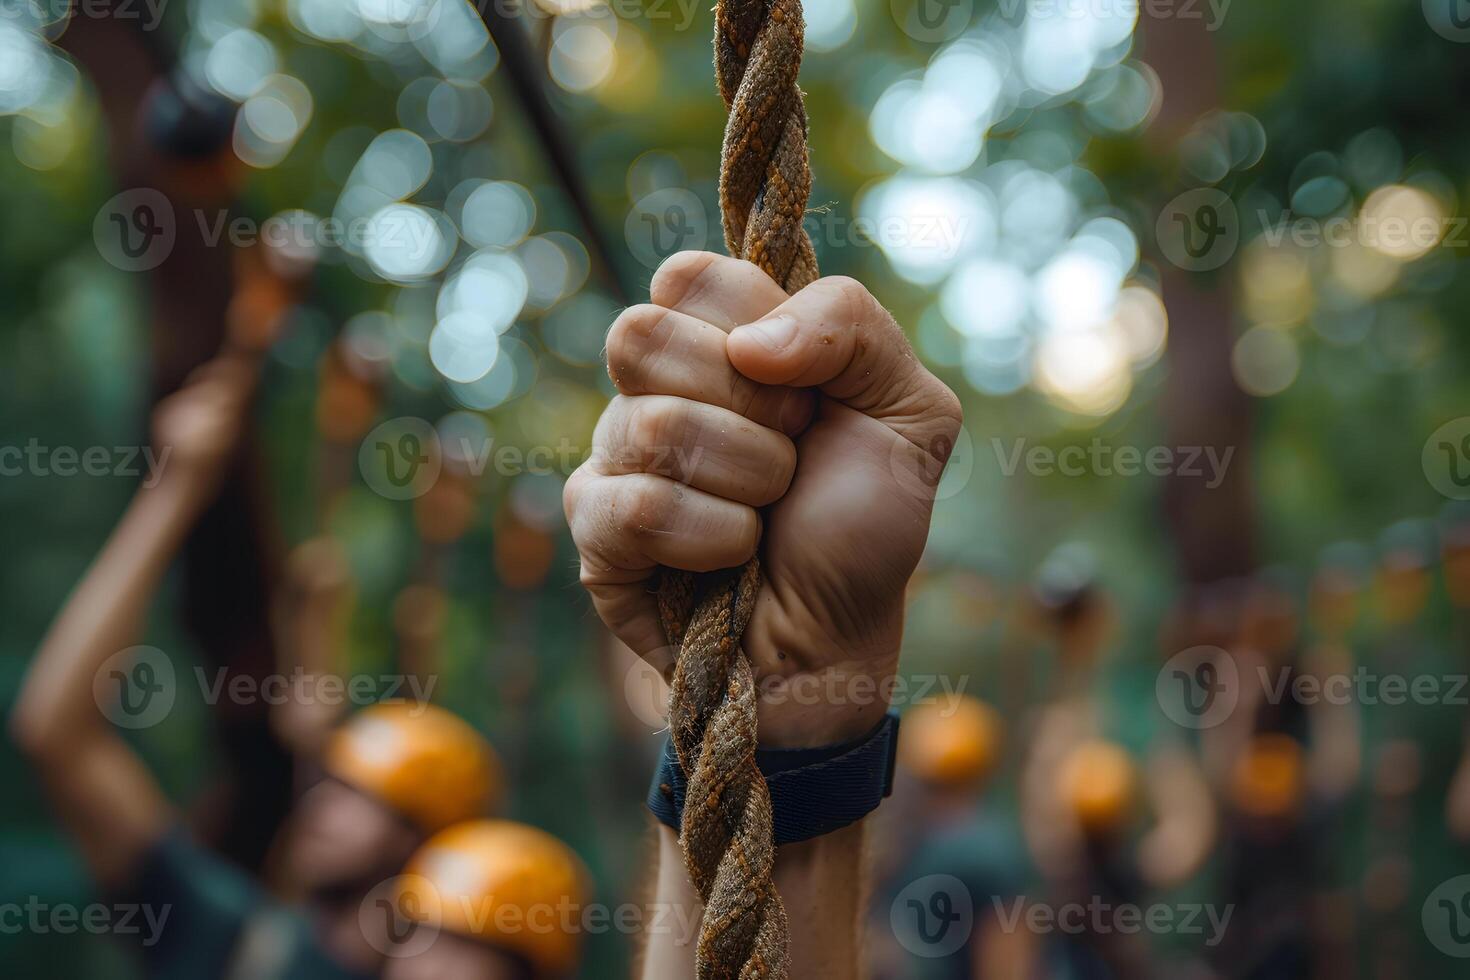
[647,712,900,845]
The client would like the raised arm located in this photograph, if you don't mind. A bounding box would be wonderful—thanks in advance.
[565,251,961,977]
[9,355,260,887]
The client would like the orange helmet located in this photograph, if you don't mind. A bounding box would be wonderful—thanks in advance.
[1230,734,1304,819]
[899,694,1002,788]
[1059,740,1137,835]
[324,702,500,833]
[395,820,590,977]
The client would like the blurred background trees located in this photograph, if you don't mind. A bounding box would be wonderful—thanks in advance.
[3,0,1470,975]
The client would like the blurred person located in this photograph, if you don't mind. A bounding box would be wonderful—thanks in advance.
[1302,559,1365,804]
[1362,740,1425,980]
[1001,547,1115,732]
[1028,545,1116,683]
[1213,734,1318,980]
[271,536,355,760]
[1200,573,1306,786]
[392,583,450,703]
[1024,739,1216,980]
[564,252,962,977]
[1195,573,1359,979]
[868,695,1038,980]
[1014,557,1152,832]
[9,351,501,978]
[1200,574,1358,805]
[1026,740,1145,980]
[383,820,590,980]
[1021,571,1216,896]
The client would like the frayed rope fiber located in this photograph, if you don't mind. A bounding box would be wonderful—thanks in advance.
[656,1,817,976]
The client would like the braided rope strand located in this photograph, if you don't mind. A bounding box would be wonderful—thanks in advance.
[657,1,817,975]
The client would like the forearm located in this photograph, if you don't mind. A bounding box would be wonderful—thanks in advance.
[11,474,206,755]
[772,821,868,977]
[642,820,868,980]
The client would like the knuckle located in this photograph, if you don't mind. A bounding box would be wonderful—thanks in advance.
[731,506,761,562]
[814,275,877,321]
[728,372,766,421]
[757,436,798,504]
[625,477,675,539]
[562,464,589,522]
[605,304,670,392]
[566,471,610,554]
[929,379,964,433]
[649,251,718,309]
[920,379,965,464]
[626,397,685,469]
[577,559,609,591]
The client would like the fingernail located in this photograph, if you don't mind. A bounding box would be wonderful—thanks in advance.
[736,315,797,352]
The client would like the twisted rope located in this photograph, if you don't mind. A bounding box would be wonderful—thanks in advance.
[657,1,816,976]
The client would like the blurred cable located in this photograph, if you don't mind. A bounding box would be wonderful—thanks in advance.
[473,2,632,306]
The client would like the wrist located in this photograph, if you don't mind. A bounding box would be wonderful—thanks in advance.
[648,711,899,846]
[755,659,899,750]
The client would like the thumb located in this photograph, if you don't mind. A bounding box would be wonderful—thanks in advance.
[726,275,961,458]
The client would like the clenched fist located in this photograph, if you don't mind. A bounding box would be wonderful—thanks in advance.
[150,353,258,503]
[565,252,961,748]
